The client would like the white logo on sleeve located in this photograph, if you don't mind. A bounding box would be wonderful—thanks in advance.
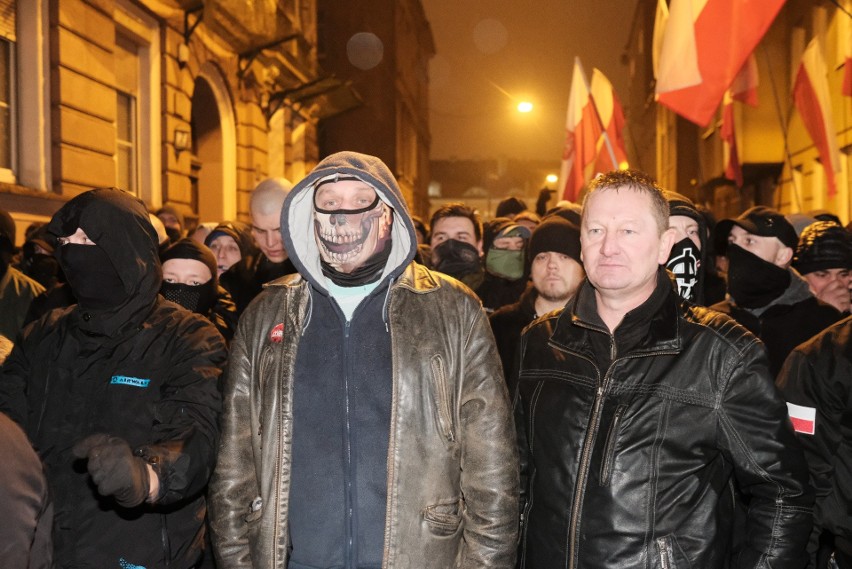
[786,402,816,435]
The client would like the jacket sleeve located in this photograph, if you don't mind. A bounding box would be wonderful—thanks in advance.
[777,338,852,543]
[458,306,520,568]
[208,319,259,569]
[716,338,814,569]
[141,316,228,504]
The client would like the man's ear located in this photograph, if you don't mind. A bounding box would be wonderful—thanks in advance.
[476,239,484,257]
[775,245,793,268]
[657,228,676,264]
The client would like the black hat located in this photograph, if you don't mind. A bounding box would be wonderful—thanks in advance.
[528,217,581,265]
[495,196,528,218]
[483,217,531,251]
[717,206,798,250]
[0,208,14,253]
[161,238,218,284]
[792,221,852,274]
[664,191,701,224]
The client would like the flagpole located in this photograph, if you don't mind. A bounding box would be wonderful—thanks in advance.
[761,45,803,211]
[577,58,620,171]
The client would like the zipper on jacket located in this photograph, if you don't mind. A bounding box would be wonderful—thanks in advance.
[599,404,627,486]
[257,345,275,438]
[343,318,356,568]
[429,355,455,442]
[656,536,673,569]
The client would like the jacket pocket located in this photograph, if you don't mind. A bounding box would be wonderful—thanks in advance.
[655,535,692,569]
[245,497,263,545]
[600,404,626,486]
[429,355,456,442]
[422,498,464,537]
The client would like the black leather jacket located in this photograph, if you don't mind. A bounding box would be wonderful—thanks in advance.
[515,273,813,569]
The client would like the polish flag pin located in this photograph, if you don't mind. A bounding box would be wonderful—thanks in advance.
[786,402,816,435]
[269,323,284,343]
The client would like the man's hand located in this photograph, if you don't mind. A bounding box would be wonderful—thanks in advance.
[72,434,154,508]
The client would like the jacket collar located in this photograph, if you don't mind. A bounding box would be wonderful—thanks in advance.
[550,268,682,356]
[266,261,440,295]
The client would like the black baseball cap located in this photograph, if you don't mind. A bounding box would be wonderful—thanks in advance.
[717,206,798,250]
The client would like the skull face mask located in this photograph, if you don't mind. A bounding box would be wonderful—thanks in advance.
[313,179,393,275]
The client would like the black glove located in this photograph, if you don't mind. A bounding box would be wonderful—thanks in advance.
[72,434,150,508]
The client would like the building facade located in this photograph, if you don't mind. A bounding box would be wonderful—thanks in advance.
[317,0,434,218]
[0,0,326,242]
[624,0,852,224]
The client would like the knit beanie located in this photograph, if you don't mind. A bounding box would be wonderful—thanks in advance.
[161,238,219,283]
[793,221,852,274]
[528,216,582,264]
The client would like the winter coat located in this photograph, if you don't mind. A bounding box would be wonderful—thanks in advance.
[0,188,227,569]
[712,271,841,377]
[777,315,852,564]
[515,270,814,569]
[208,151,518,569]
[489,283,538,396]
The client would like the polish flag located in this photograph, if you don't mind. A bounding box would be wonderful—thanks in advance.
[656,0,784,127]
[590,68,629,175]
[793,38,841,198]
[730,53,759,107]
[559,58,602,202]
[721,91,743,186]
[652,0,671,82]
[786,402,816,435]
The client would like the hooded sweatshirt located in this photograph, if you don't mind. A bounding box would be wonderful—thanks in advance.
[280,152,417,569]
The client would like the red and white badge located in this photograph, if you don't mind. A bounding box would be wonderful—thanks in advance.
[786,402,816,435]
[269,323,284,343]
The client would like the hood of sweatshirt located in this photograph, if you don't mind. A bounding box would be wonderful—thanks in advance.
[281,151,417,294]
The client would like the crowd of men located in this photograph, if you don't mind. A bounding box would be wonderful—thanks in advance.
[0,153,850,569]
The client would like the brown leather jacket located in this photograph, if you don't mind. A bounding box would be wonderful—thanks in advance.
[208,262,519,568]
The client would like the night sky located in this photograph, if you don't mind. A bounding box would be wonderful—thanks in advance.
[422,0,639,162]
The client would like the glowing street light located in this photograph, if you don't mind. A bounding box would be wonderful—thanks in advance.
[546,174,558,185]
[517,101,533,113]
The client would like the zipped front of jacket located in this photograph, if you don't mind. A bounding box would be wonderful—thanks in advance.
[552,320,680,569]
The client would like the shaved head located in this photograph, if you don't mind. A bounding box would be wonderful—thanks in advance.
[250,178,293,217]
[250,177,294,262]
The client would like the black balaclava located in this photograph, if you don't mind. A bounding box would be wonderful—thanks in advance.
[664,191,706,304]
[666,238,701,302]
[432,239,482,279]
[56,244,126,310]
[726,244,791,309]
[48,188,162,337]
[160,238,219,315]
[313,180,394,287]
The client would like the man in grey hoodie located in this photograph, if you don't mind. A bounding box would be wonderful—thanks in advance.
[209,152,519,569]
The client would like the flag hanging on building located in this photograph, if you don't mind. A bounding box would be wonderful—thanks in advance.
[721,91,743,186]
[559,58,602,202]
[655,0,784,127]
[793,37,842,198]
[590,68,629,175]
[652,0,671,81]
[730,53,759,107]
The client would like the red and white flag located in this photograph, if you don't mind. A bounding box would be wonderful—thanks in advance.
[656,0,784,127]
[786,402,816,435]
[559,58,602,202]
[730,53,759,107]
[590,68,629,175]
[721,91,743,186]
[793,38,842,198]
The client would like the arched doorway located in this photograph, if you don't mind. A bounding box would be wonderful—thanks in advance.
[190,63,236,224]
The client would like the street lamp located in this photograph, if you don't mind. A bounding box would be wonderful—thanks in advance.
[517,101,533,113]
